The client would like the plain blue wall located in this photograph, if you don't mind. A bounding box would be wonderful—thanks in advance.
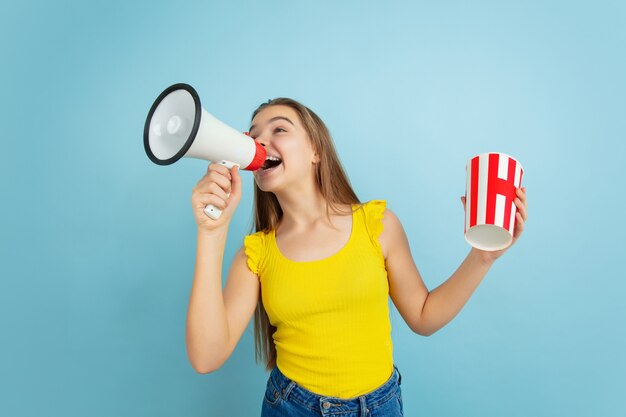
[1,1,625,416]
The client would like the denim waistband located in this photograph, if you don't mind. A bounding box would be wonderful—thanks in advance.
[268,364,402,413]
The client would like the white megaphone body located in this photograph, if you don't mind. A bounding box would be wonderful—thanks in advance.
[144,83,266,220]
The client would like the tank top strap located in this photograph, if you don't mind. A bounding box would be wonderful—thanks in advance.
[358,199,387,257]
[243,231,267,276]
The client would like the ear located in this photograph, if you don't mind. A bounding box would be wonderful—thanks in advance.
[312,152,320,164]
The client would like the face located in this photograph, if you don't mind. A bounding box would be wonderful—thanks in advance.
[249,105,319,193]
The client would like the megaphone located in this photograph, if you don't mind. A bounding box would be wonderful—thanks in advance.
[143,83,266,220]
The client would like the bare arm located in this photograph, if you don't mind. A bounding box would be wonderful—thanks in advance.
[415,249,494,335]
[383,209,494,336]
[186,230,260,374]
[186,161,259,373]
[384,186,527,336]
[185,229,231,373]
[415,189,528,335]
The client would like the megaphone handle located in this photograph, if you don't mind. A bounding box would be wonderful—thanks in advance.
[204,160,240,220]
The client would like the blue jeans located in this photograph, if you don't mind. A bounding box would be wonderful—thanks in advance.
[261,364,404,416]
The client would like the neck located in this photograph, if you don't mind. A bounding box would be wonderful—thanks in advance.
[274,184,330,231]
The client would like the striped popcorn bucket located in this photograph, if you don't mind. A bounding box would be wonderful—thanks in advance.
[465,152,524,251]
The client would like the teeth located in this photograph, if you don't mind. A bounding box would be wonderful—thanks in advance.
[260,154,282,173]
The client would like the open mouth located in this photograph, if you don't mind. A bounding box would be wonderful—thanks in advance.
[259,155,282,173]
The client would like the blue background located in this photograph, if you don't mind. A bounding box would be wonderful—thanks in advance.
[1,1,625,416]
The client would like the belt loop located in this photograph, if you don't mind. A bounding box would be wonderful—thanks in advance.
[275,366,297,400]
[396,365,402,386]
[283,381,296,399]
[359,395,369,417]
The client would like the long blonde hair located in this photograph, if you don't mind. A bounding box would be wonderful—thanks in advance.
[249,98,362,371]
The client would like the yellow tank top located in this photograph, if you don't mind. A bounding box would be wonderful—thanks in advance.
[244,200,394,398]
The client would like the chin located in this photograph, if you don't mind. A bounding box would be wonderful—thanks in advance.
[255,182,275,193]
[254,164,286,192]
[253,174,276,193]
[254,165,310,194]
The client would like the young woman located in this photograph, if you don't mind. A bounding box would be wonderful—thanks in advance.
[186,98,528,416]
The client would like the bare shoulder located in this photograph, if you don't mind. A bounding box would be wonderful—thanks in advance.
[377,206,429,335]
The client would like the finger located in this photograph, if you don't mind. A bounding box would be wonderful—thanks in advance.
[201,164,231,182]
[208,162,233,180]
[195,193,227,210]
[514,212,525,235]
[208,182,229,200]
[229,165,241,200]
[516,187,527,205]
[195,182,230,203]
[203,170,232,193]
[195,177,230,197]
[193,186,228,206]
[514,197,527,221]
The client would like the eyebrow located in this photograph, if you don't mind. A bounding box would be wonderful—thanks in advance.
[249,116,295,135]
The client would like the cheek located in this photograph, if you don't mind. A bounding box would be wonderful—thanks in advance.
[280,138,314,165]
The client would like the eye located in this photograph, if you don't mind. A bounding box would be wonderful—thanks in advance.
[274,127,287,133]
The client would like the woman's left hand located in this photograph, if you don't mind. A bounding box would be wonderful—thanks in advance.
[461,187,528,263]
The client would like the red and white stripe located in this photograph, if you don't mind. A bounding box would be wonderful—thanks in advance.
[465,153,524,235]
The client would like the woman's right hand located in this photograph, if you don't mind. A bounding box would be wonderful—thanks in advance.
[191,162,242,234]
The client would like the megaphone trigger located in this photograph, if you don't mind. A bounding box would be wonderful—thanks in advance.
[218,160,239,169]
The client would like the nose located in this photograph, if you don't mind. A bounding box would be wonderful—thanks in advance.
[244,131,266,147]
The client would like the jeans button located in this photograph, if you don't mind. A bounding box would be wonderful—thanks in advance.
[323,401,331,409]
